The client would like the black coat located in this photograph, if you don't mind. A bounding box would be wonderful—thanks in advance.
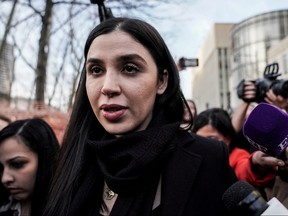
[159,132,237,216]
[68,130,237,216]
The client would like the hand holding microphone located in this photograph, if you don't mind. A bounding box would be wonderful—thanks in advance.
[243,102,288,180]
[251,150,285,169]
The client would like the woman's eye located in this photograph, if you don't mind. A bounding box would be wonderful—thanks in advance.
[90,65,102,75]
[123,64,139,74]
[10,161,26,169]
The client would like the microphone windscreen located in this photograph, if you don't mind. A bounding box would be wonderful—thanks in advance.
[243,103,288,157]
[222,180,254,212]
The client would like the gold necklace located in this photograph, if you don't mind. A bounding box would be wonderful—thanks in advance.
[104,187,116,200]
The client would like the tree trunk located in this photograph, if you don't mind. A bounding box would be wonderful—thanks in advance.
[0,0,18,60]
[0,0,18,101]
[35,0,53,108]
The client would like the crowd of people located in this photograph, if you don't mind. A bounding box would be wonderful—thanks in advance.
[189,80,288,209]
[0,17,288,216]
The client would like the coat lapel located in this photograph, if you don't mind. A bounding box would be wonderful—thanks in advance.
[161,139,203,216]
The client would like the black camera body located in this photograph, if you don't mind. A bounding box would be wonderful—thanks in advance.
[237,63,288,103]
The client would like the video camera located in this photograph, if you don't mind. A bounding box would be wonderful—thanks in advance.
[237,63,288,103]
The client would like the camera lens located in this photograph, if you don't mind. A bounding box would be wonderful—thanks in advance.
[271,80,288,98]
[280,80,288,98]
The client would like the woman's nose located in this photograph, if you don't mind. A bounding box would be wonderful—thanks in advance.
[1,168,14,185]
[101,72,121,97]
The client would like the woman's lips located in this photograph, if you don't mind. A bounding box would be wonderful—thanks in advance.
[100,104,127,122]
[7,188,22,195]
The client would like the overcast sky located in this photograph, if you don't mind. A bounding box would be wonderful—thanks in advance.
[147,0,288,60]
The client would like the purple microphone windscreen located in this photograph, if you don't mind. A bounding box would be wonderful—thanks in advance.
[243,103,288,157]
[222,181,254,212]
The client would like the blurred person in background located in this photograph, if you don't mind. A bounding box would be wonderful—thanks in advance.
[193,106,288,207]
[0,118,60,216]
[0,115,11,131]
[182,99,197,130]
[186,99,197,118]
[192,108,276,189]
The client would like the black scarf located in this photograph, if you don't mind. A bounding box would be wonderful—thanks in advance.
[70,119,181,216]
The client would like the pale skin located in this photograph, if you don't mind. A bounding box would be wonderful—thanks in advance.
[232,81,257,132]
[0,137,38,215]
[0,119,9,131]
[265,89,288,111]
[85,30,168,136]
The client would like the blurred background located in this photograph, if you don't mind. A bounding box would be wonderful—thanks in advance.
[0,0,287,140]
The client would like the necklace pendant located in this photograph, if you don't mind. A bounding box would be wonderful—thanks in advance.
[104,187,116,200]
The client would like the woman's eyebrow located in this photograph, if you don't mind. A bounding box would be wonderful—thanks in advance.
[86,54,148,66]
[86,58,102,65]
[117,54,147,65]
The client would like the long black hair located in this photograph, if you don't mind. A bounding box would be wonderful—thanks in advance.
[43,17,190,216]
[0,118,59,216]
[192,108,237,151]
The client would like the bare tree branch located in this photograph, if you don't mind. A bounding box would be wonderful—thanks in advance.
[10,12,38,28]
[0,0,18,63]
[25,0,43,17]
[11,34,36,71]
[48,39,69,105]
[50,4,90,35]
[1,0,173,110]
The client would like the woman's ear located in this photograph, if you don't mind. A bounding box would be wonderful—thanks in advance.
[157,69,168,95]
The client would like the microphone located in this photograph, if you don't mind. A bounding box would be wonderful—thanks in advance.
[243,102,288,158]
[222,180,288,216]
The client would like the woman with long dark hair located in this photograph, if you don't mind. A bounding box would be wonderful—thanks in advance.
[43,17,236,216]
[0,118,60,216]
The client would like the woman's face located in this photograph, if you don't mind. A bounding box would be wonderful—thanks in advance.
[196,124,231,146]
[0,137,38,201]
[86,30,168,136]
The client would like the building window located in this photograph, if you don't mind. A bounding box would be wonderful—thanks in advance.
[218,48,223,69]
[279,14,286,40]
[283,54,288,74]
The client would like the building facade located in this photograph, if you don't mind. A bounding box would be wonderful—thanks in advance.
[192,23,234,112]
[230,9,288,108]
[192,9,288,112]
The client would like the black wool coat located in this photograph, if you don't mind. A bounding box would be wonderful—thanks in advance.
[159,131,237,216]
[68,130,237,216]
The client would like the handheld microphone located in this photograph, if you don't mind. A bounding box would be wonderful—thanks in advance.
[243,103,288,158]
[222,180,288,216]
